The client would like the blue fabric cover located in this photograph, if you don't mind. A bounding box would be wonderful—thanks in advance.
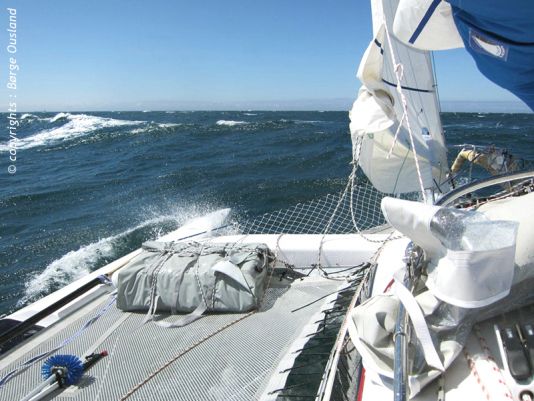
[447,0,534,110]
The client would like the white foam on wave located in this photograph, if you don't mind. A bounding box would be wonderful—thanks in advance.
[243,113,257,116]
[278,119,324,124]
[158,123,181,128]
[48,112,71,123]
[21,113,38,121]
[216,120,248,126]
[0,113,145,152]
[130,127,146,134]
[19,215,175,305]
[18,205,227,306]
[20,237,116,306]
[130,122,182,134]
[294,120,323,124]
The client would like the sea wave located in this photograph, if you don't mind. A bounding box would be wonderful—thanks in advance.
[18,205,226,307]
[130,122,182,134]
[216,120,248,126]
[48,112,71,123]
[0,113,145,151]
[159,123,181,128]
[294,120,324,124]
[20,113,38,121]
[18,214,177,305]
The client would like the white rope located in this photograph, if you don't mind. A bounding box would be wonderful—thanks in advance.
[315,133,402,274]
[383,22,428,203]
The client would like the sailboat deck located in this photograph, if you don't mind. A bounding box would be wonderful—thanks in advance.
[0,278,343,401]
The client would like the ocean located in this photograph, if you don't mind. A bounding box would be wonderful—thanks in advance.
[1,110,533,316]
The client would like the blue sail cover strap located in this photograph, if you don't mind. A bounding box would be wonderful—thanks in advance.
[408,0,442,45]
[446,0,534,111]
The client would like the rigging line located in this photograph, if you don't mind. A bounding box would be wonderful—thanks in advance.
[316,181,351,272]
[323,263,365,275]
[383,22,428,202]
[291,281,359,313]
[381,6,438,171]
[431,52,443,116]
[380,34,409,163]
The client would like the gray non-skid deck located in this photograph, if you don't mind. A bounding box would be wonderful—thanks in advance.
[0,278,341,401]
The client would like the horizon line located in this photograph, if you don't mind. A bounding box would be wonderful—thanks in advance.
[7,100,531,114]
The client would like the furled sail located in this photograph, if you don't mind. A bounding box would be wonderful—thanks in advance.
[350,0,449,195]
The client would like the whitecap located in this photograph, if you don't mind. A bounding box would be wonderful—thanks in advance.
[129,122,181,135]
[0,113,145,151]
[20,237,115,305]
[20,113,38,121]
[130,127,146,134]
[294,120,323,124]
[158,123,181,128]
[243,113,257,116]
[18,207,226,306]
[277,119,324,124]
[18,215,175,305]
[216,120,247,126]
[48,112,71,123]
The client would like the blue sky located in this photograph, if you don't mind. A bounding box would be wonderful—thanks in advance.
[2,0,529,112]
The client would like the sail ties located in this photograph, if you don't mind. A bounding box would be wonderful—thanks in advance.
[383,21,428,202]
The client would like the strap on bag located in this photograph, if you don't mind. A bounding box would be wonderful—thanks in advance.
[393,269,444,371]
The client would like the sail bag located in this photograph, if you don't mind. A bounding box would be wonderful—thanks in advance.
[116,241,272,314]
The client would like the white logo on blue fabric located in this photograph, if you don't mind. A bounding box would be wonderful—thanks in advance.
[469,29,508,61]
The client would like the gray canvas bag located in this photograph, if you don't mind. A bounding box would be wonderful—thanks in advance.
[116,241,272,326]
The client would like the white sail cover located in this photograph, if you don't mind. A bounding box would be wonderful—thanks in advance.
[393,0,463,50]
[350,0,449,195]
